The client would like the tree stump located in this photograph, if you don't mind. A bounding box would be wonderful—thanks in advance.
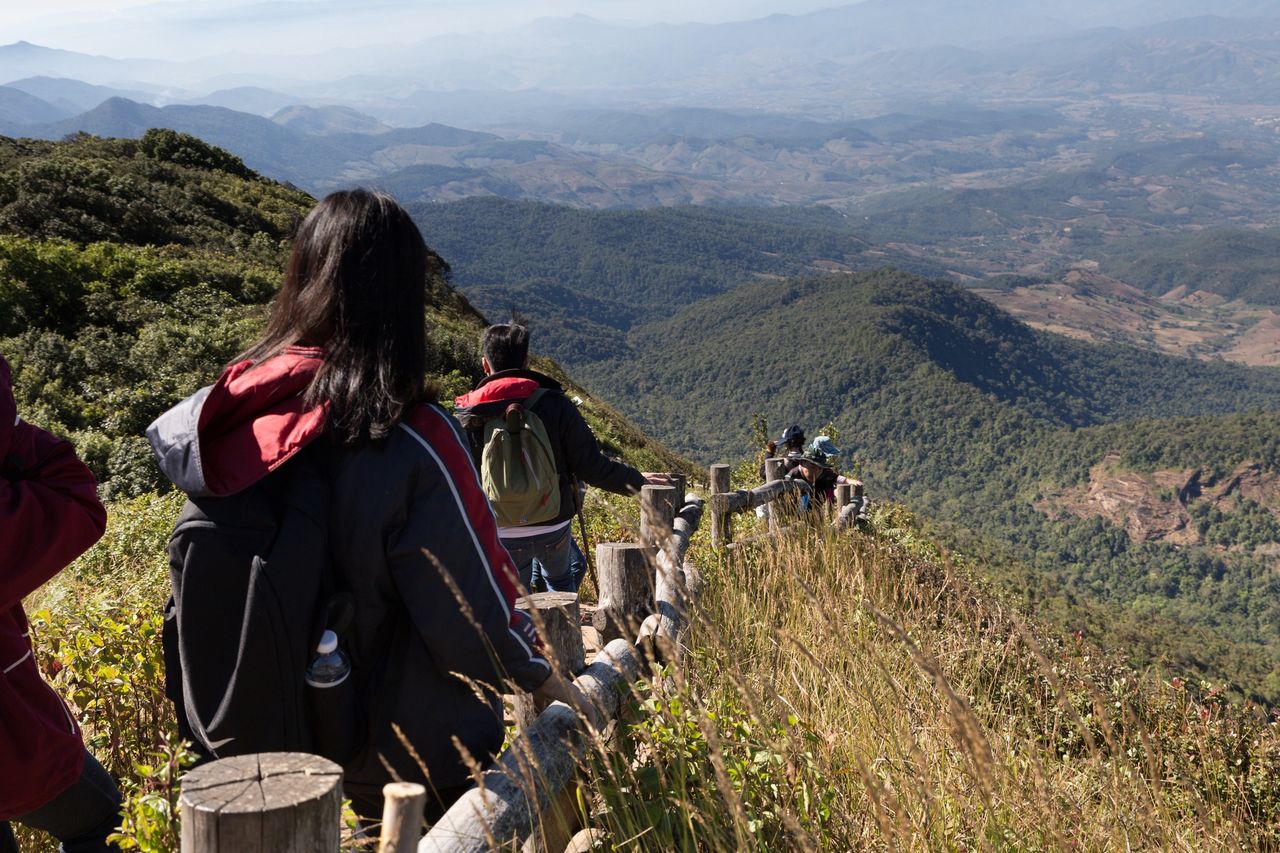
[709,464,732,548]
[592,542,655,643]
[180,752,342,852]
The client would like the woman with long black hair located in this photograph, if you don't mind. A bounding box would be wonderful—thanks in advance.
[148,189,589,823]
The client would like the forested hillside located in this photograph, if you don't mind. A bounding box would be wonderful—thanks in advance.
[408,199,957,363]
[571,270,1280,702]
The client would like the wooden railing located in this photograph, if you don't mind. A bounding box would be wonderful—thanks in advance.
[175,461,862,851]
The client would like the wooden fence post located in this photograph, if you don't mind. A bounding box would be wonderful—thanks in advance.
[518,592,586,676]
[764,457,785,535]
[593,542,655,643]
[640,484,678,548]
[670,473,688,510]
[836,483,852,510]
[709,464,731,548]
[180,753,342,852]
[512,592,587,731]
[378,782,427,853]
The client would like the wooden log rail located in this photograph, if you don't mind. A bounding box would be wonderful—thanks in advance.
[421,484,706,852]
[707,459,812,548]
[178,473,707,853]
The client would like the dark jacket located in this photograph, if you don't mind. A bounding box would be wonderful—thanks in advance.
[0,355,107,819]
[782,456,838,504]
[454,369,646,528]
[147,349,551,794]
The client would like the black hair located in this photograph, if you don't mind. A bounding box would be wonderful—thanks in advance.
[481,311,530,372]
[238,189,435,443]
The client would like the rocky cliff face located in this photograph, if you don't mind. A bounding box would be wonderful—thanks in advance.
[1037,454,1280,546]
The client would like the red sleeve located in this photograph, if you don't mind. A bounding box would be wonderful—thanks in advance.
[0,422,107,610]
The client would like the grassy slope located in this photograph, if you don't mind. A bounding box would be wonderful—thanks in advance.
[598,508,1279,850]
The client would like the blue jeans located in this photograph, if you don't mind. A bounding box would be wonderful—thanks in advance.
[566,538,586,592]
[0,751,121,852]
[502,525,575,593]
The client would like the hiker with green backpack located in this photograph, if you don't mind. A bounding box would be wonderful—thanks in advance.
[455,314,670,593]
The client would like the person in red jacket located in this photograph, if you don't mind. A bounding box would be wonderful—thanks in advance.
[0,355,120,852]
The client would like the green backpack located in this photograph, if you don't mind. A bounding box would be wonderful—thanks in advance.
[479,389,562,526]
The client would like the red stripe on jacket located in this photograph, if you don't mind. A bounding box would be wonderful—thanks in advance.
[404,406,524,616]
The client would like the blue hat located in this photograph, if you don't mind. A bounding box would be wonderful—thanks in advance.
[807,436,841,464]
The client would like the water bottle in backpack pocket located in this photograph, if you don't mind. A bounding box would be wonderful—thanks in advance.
[305,626,358,765]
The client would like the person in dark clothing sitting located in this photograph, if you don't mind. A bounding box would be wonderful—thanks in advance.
[455,315,670,593]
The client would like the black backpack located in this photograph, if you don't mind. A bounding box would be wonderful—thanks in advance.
[162,443,358,763]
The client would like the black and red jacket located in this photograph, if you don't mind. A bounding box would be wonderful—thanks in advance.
[0,354,107,819]
[454,369,647,527]
[147,349,550,794]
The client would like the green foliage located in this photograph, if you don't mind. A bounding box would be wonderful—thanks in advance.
[0,236,277,495]
[110,736,197,853]
[138,128,253,180]
[1192,498,1280,547]
[0,134,309,250]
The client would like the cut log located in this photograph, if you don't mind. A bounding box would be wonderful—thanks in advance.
[764,458,785,535]
[180,753,342,852]
[517,592,585,676]
[709,478,810,516]
[419,640,646,853]
[639,484,678,549]
[378,783,427,853]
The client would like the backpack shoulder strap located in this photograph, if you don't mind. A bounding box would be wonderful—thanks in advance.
[522,387,550,409]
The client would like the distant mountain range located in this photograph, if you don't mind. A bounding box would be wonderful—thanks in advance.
[5,1,1280,122]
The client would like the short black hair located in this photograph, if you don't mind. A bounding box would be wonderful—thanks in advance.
[482,311,530,372]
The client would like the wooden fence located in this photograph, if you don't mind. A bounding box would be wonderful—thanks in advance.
[177,460,853,851]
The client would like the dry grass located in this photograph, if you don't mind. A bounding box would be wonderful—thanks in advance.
[572,503,1280,851]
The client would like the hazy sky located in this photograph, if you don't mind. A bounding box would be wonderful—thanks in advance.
[1,0,852,59]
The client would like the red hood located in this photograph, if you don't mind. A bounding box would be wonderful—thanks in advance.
[454,376,540,410]
[147,348,328,497]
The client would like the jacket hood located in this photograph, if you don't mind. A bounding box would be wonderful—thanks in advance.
[454,376,540,412]
[0,355,14,461]
[147,348,328,497]
[454,368,562,412]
